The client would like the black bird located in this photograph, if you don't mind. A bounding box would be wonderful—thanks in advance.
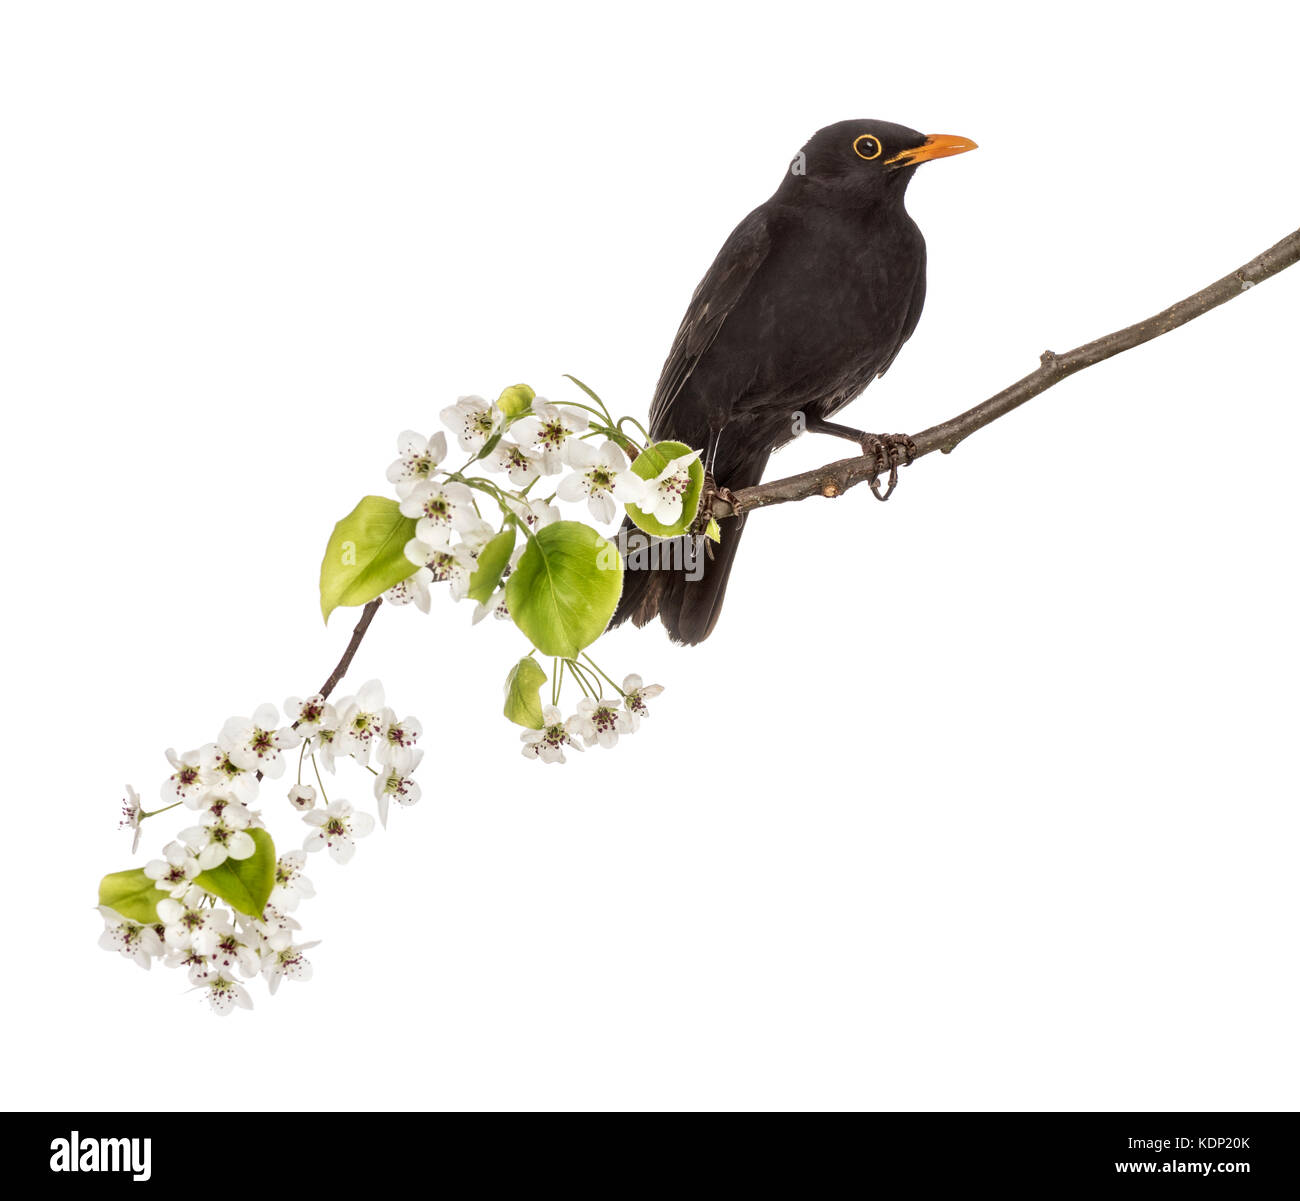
[612,119,976,644]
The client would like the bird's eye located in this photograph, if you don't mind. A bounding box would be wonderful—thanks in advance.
[853,134,883,161]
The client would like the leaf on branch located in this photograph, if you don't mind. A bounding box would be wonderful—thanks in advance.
[195,828,276,918]
[503,656,547,729]
[319,496,419,624]
[467,528,517,604]
[625,440,706,538]
[506,521,623,658]
[562,373,607,409]
[98,868,163,924]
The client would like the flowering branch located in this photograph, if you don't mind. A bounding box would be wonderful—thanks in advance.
[98,382,680,1014]
[99,225,1299,1016]
[711,225,1300,518]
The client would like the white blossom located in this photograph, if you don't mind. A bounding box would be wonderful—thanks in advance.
[219,703,301,779]
[98,906,163,969]
[193,911,262,978]
[144,840,202,898]
[162,941,211,982]
[161,749,212,807]
[374,748,423,828]
[405,538,479,601]
[261,930,320,995]
[640,449,700,527]
[237,904,301,943]
[287,784,316,812]
[333,679,386,765]
[197,743,259,805]
[440,395,504,454]
[157,886,224,951]
[309,713,344,774]
[179,802,256,871]
[558,440,647,523]
[505,495,560,531]
[520,706,585,764]
[375,711,422,768]
[621,674,665,719]
[384,566,434,612]
[484,439,542,487]
[511,402,590,474]
[571,696,637,748]
[270,850,316,912]
[411,516,498,602]
[119,785,143,853]
[387,429,448,499]
[284,694,334,738]
[399,478,477,549]
[303,800,376,864]
[197,973,253,1016]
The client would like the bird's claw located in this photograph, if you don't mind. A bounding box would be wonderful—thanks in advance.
[712,485,742,515]
[695,474,743,531]
[693,473,718,533]
[858,433,916,502]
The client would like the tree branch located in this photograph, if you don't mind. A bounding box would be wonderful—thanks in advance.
[318,599,381,701]
[304,227,1297,681]
[712,226,1300,518]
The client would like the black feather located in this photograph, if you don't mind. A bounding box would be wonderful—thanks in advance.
[613,119,942,643]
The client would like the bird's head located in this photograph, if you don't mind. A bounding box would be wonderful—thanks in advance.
[780,119,977,206]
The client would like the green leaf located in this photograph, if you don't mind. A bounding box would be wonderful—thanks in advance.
[704,517,722,543]
[195,828,277,918]
[319,496,419,624]
[467,528,516,604]
[503,656,547,729]
[562,373,607,410]
[476,430,505,462]
[98,869,163,924]
[625,440,705,538]
[506,521,623,658]
[497,383,535,419]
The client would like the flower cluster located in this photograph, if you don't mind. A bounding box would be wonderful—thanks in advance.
[386,395,652,617]
[97,681,422,1014]
[101,378,691,1016]
[520,673,664,763]
[372,383,676,762]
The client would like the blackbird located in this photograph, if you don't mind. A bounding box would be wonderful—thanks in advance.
[611,119,976,644]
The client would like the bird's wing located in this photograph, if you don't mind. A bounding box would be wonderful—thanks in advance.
[874,259,927,380]
[649,206,773,434]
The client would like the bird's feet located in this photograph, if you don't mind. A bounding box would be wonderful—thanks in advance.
[694,473,743,531]
[858,433,917,502]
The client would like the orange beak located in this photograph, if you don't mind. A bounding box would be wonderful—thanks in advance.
[885,133,978,167]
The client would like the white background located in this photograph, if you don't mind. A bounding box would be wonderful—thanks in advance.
[2,1,1296,1111]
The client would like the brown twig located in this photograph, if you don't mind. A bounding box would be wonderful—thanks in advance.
[318,599,381,700]
[711,226,1300,518]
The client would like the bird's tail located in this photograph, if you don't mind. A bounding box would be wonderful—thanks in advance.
[610,450,769,645]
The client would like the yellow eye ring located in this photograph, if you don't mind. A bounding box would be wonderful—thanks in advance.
[853,134,883,161]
